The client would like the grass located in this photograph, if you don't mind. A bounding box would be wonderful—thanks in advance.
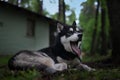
[0,54,120,80]
[0,67,120,80]
[0,55,12,65]
[82,52,111,63]
[0,68,41,80]
[53,68,120,80]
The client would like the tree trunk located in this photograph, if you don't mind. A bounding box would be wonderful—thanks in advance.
[100,4,107,55]
[58,0,65,23]
[38,0,43,14]
[90,0,100,54]
[107,0,120,63]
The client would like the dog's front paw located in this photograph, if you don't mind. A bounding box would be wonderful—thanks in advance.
[91,68,96,71]
[80,64,96,72]
[54,62,67,71]
[86,66,96,71]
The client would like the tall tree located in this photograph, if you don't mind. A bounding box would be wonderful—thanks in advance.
[100,0,108,55]
[107,0,120,63]
[58,0,65,23]
[90,0,100,55]
[39,0,43,14]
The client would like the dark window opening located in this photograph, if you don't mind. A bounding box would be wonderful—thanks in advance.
[49,23,57,46]
[26,18,35,37]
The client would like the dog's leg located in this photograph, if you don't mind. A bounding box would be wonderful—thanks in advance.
[78,63,96,71]
[45,62,67,74]
[57,56,95,71]
[74,58,96,71]
[54,62,67,71]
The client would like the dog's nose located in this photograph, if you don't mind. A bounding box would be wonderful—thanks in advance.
[78,33,83,40]
[78,33,82,38]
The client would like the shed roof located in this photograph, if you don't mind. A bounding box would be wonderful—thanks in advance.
[0,1,61,25]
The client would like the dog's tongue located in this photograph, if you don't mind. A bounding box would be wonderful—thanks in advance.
[71,43,81,57]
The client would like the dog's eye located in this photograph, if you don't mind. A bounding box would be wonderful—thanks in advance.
[76,28,79,31]
[66,31,73,36]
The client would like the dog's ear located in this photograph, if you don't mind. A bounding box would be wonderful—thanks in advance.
[72,21,76,26]
[57,23,64,33]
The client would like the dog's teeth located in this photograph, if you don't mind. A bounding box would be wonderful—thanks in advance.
[78,42,81,47]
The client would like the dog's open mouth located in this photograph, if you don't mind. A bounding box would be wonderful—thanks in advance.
[70,41,81,57]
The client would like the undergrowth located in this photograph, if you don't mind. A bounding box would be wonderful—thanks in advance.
[0,54,120,80]
[0,67,120,80]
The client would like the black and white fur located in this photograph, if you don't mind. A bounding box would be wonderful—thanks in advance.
[8,21,95,74]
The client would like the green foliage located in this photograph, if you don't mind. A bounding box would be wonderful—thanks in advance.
[42,9,49,16]
[79,0,96,53]
[7,0,47,15]
[29,0,41,13]
[79,0,110,54]
[50,12,59,20]
[66,9,76,25]
[65,4,77,25]
[81,18,95,53]
[20,0,30,8]
[66,4,70,11]
[49,2,77,25]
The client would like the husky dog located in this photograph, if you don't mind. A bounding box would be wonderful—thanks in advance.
[8,21,95,73]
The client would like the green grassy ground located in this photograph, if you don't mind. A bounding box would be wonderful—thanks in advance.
[0,67,120,80]
[0,55,11,65]
[0,54,120,80]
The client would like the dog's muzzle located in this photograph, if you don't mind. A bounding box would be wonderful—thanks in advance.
[70,33,83,58]
[70,41,81,57]
[60,32,83,58]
